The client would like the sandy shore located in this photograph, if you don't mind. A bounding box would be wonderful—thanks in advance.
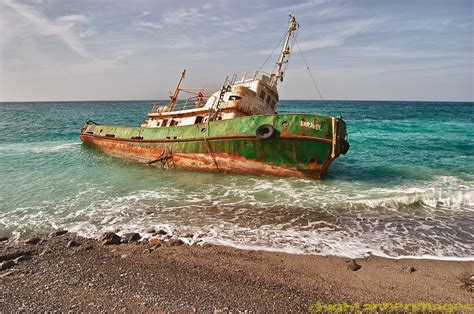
[1,231,473,311]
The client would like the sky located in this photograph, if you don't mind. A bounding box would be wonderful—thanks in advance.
[0,0,473,102]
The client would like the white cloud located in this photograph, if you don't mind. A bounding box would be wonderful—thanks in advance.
[79,29,97,38]
[114,50,133,61]
[212,17,257,33]
[344,45,473,60]
[271,0,328,13]
[57,14,89,24]
[161,35,199,49]
[136,21,163,29]
[0,0,93,59]
[314,5,352,18]
[296,17,385,51]
[163,8,204,25]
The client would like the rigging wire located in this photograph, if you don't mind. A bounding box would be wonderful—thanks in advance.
[295,38,325,102]
[258,32,287,73]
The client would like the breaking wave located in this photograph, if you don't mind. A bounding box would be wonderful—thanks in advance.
[1,174,473,261]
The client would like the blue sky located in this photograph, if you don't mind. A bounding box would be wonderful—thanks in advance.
[0,0,472,101]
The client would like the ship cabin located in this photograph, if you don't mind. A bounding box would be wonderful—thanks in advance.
[141,71,280,128]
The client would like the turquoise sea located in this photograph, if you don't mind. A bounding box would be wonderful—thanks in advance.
[0,100,473,260]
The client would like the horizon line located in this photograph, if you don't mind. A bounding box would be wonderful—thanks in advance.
[0,99,473,103]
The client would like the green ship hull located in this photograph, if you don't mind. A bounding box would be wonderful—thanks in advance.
[80,113,349,179]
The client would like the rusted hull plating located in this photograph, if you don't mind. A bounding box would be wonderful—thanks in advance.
[80,134,334,178]
[79,113,348,179]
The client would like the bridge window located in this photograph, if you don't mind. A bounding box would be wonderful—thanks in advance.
[195,116,204,124]
[229,95,242,101]
[259,90,266,100]
[266,95,271,105]
[161,119,168,127]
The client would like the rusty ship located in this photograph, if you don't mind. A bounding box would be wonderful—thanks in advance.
[80,15,349,179]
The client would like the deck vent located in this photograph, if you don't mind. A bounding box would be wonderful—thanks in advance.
[86,131,94,135]
[131,136,143,140]
[105,134,115,138]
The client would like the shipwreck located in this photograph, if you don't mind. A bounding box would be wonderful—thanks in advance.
[80,15,349,179]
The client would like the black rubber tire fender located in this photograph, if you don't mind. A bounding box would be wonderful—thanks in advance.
[255,124,275,140]
[341,140,350,154]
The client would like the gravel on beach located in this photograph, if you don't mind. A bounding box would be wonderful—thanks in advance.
[1,232,472,312]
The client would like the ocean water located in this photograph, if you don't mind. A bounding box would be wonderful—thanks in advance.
[0,100,473,260]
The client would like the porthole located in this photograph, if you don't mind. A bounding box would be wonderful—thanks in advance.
[281,121,289,127]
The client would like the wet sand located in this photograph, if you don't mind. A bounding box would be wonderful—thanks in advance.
[1,232,473,311]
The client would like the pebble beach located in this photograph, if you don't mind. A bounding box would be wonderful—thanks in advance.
[1,230,472,311]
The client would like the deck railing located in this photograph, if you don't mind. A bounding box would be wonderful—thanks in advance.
[231,70,273,85]
[148,70,274,114]
[149,100,193,114]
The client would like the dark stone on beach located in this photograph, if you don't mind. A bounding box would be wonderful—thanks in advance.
[1,250,33,262]
[13,255,30,264]
[156,229,167,235]
[347,259,361,271]
[24,237,42,245]
[168,239,185,247]
[81,245,94,251]
[1,260,15,271]
[0,236,9,242]
[122,233,141,243]
[100,232,121,245]
[49,230,68,237]
[459,273,474,291]
[193,239,203,245]
[407,266,416,273]
[144,228,156,234]
[66,240,80,248]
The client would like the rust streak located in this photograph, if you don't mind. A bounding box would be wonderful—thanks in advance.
[80,134,323,178]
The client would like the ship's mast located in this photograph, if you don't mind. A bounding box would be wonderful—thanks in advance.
[271,15,299,86]
[169,69,186,111]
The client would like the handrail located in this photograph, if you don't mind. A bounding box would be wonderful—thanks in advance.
[231,70,272,85]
